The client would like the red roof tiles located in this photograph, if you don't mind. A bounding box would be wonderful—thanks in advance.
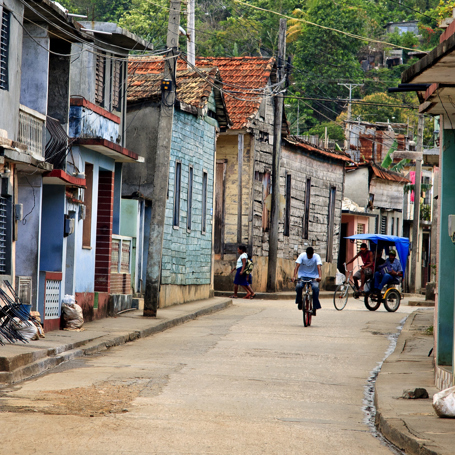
[128,56,275,129]
[128,67,218,109]
[285,137,353,163]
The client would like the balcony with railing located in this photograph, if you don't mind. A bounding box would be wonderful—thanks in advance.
[18,105,46,161]
[68,97,142,163]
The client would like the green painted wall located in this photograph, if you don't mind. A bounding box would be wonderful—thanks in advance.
[438,129,455,366]
[120,199,139,292]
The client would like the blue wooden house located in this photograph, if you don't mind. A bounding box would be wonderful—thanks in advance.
[123,60,229,308]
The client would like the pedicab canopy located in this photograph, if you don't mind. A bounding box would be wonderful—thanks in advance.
[345,234,410,277]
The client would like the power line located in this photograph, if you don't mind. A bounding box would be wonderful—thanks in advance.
[233,0,427,52]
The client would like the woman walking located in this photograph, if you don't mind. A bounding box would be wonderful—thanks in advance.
[230,245,255,299]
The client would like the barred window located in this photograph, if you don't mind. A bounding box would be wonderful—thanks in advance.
[0,8,10,91]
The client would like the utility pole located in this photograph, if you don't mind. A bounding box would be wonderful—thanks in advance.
[338,83,363,121]
[410,114,424,294]
[339,83,362,151]
[144,1,181,317]
[187,0,195,66]
[267,18,287,293]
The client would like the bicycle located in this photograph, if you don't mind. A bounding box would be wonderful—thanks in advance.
[333,265,361,311]
[294,278,314,327]
[364,285,401,312]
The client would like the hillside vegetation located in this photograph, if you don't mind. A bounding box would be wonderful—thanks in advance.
[58,0,448,137]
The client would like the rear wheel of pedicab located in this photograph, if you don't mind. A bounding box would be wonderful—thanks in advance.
[383,289,401,312]
[303,294,312,327]
[364,291,381,311]
[333,284,349,310]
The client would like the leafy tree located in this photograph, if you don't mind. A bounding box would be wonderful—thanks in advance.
[308,122,345,141]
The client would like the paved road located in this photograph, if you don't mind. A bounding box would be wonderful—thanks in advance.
[0,297,430,455]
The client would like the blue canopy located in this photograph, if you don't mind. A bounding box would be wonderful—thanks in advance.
[345,234,410,277]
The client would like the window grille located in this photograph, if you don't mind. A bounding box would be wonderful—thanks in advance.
[0,8,10,90]
[356,224,365,252]
[95,53,105,106]
[44,280,61,319]
[391,217,394,236]
[380,216,387,235]
[0,197,8,274]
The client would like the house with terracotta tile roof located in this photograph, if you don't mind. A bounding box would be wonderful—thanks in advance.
[126,55,351,294]
[122,62,229,308]
[207,57,350,292]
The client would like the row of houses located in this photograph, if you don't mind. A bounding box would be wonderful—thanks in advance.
[0,0,355,330]
[0,0,150,330]
[1,0,422,333]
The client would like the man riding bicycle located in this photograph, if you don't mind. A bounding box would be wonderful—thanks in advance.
[292,246,322,315]
[345,242,373,296]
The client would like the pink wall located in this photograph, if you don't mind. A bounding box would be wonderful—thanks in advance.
[341,214,370,272]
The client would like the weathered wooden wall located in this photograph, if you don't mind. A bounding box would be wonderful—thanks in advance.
[214,93,345,292]
[215,133,253,253]
[370,178,404,211]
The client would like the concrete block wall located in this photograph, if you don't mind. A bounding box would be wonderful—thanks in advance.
[161,111,215,286]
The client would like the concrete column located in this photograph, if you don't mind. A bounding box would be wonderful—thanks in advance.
[437,128,455,366]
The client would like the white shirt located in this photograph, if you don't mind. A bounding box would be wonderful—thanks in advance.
[236,253,248,269]
[295,253,322,279]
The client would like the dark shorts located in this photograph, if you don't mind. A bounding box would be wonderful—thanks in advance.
[234,268,250,286]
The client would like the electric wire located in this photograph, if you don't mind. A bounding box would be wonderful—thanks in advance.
[233,0,427,53]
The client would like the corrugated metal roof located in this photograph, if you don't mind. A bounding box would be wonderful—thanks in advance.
[370,162,410,183]
[285,137,353,163]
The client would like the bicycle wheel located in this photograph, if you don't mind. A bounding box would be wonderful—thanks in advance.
[333,284,349,310]
[364,292,381,311]
[383,289,401,312]
[303,294,312,327]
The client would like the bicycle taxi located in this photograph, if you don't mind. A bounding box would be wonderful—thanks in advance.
[344,233,410,312]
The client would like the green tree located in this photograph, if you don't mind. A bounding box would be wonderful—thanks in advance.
[308,122,345,141]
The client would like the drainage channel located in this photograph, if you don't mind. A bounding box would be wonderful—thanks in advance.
[363,317,407,455]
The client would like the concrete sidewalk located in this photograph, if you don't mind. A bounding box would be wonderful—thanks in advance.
[375,309,453,455]
[0,297,232,385]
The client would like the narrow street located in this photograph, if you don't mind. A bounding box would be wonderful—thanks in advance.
[0,298,420,455]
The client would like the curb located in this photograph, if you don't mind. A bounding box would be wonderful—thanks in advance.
[0,299,232,385]
[374,310,438,455]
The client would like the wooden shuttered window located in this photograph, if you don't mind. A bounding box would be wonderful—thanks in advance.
[0,8,10,91]
[112,60,122,111]
[284,174,291,237]
[95,53,106,106]
[303,178,311,239]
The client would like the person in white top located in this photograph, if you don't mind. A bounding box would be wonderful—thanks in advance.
[292,247,322,315]
[230,245,255,299]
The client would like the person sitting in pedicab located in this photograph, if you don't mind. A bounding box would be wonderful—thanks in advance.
[372,249,403,295]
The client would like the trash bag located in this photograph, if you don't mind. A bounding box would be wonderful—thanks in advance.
[336,272,345,285]
[61,295,84,330]
[433,386,455,417]
[11,318,39,341]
